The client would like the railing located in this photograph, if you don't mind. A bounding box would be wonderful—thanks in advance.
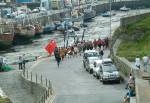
[22,69,53,103]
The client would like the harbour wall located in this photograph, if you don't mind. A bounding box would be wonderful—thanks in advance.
[21,0,150,27]
[120,12,150,27]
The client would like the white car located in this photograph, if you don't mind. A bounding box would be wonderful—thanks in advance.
[93,59,103,79]
[120,5,130,11]
[102,58,113,64]
[85,56,100,73]
[93,58,112,79]
[83,49,99,68]
[99,63,120,84]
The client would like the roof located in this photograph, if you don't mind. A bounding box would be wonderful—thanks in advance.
[102,58,112,62]
[84,49,98,53]
[88,57,99,60]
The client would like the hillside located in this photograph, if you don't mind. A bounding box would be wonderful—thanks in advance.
[117,16,150,61]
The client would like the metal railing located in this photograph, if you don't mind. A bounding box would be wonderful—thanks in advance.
[22,69,53,103]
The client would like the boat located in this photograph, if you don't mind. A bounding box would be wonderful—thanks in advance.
[34,22,43,37]
[14,24,35,37]
[0,22,14,50]
[13,23,35,45]
[83,4,96,21]
[43,23,55,34]
[120,5,130,11]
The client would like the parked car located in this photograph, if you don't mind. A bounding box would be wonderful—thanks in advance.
[32,8,40,13]
[93,58,112,79]
[83,49,99,68]
[120,5,130,11]
[101,11,116,17]
[43,23,56,33]
[99,63,120,84]
[102,58,113,64]
[93,59,103,79]
[85,56,100,73]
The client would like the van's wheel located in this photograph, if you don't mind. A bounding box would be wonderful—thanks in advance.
[90,69,93,74]
[100,76,102,82]
[96,75,99,79]
[102,81,106,84]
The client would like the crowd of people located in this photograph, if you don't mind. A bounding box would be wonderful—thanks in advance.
[54,38,109,67]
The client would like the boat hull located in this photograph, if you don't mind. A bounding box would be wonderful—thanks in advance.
[13,33,33,45]
[13,25,35,45]
[0,33,14,50]
[43,24,55,34]
[34,24,43,37]
[84,10,96,21]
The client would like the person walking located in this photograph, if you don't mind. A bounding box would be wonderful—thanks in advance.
[54,47,61,67]
[22,54,26,69]
[93,39,97,49]
[143,55,149,72]
[135,56,141,70]
[99,49,104,59]
[18,55,23,70]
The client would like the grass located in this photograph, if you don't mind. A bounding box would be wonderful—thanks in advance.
[117,16,150,61]
[0,96,12,103]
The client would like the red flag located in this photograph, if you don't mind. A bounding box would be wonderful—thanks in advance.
[45,40,57,55]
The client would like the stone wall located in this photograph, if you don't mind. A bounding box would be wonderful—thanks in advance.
[20,74,47,103]
[120,12,150,27]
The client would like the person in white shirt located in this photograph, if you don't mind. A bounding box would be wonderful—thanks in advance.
[143,56,149,72]
[135,57,141,70]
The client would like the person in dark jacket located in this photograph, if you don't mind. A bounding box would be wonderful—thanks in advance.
[99,50,104,59]
[54,47,61,67]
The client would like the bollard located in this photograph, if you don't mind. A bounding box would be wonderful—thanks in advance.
[43,95,45,103]
[45,91,47,100]
[42,96,44,103]
[46,78,47,86]
[47,88,50,97]
[49,80,53,95]
[36,73,38,84]
[41,75,43,85]
[49,80,51,87]
[31,72,32,82]
[27,70,28,79]
[23,69,25,77]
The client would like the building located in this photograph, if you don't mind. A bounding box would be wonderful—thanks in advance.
[16,0,33,3]
[40,0,51,10]
[50,0,64,10]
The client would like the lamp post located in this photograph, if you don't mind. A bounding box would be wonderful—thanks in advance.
[109,0,112,40]
[82,28,86,41]
[109,0,113,56]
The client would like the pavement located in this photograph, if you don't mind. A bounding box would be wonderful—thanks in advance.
[128,61,150,103]
[23,49,126,103]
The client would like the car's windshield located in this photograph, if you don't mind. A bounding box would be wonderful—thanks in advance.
[103,65,117,72]
[89,58,99,64]
[86,52,99,57]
